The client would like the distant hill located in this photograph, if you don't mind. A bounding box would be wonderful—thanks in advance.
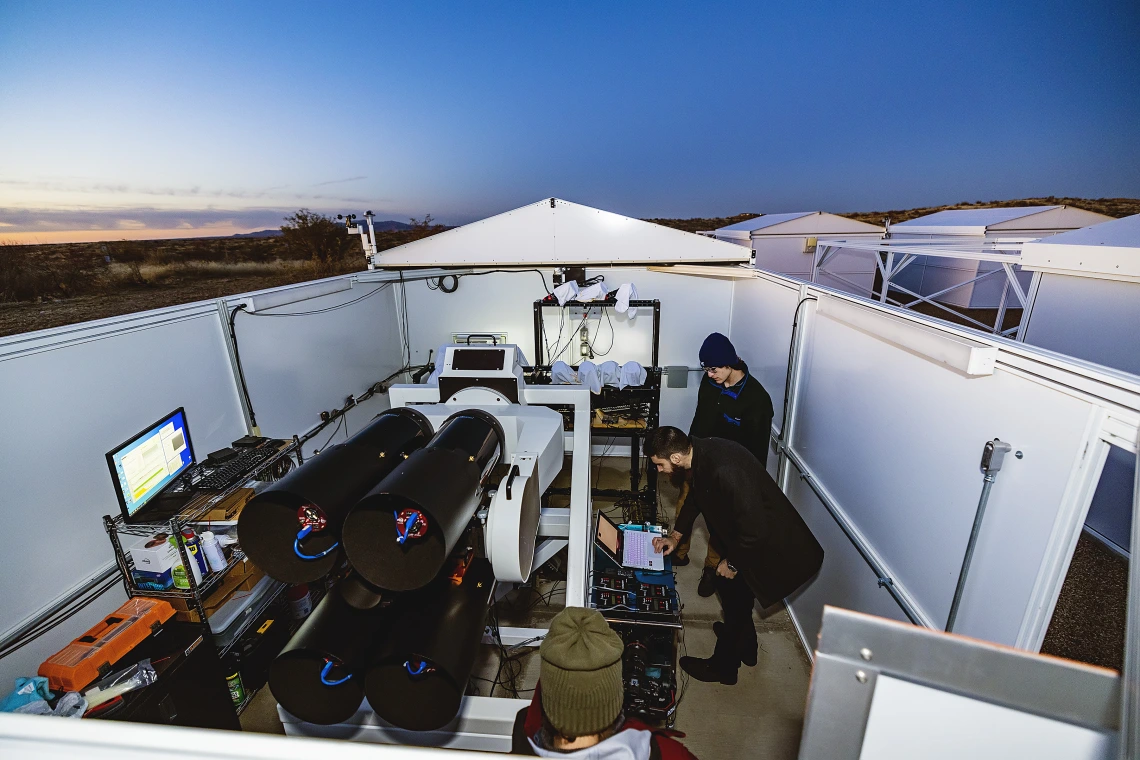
[229,220,412,238]
[230,229,282,238]
[647,198,1139,233]
[837,197,1140,226]
[371,220,413,231]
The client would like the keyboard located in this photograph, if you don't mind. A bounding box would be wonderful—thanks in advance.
[192,447,277,491]
[622,529,664,571]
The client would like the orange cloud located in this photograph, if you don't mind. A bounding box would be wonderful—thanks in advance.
[0,225,257,245]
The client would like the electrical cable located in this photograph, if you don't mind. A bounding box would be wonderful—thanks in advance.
[228,304,258,428]
[587,306,615,358]
[0,576,119,660]
[240,283,392,318]
[777,297,817,453]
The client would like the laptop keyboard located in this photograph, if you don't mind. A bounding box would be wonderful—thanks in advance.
[623,530,663,570]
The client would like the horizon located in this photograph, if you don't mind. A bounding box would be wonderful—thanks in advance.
[2,1,1138,244]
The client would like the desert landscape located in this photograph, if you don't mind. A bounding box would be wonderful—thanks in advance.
[2,197,1137,338]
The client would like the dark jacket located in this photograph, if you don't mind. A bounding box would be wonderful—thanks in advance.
[674,437,823,607]
[689,363,773,466]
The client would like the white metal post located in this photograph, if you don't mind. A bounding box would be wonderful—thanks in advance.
[879,251,895,303]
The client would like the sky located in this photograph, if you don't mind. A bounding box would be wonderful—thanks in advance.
[1,1,1138,243]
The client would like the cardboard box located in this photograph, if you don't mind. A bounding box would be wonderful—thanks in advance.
[167,557,261,623]
[131,567,175,591]
[128,535,180,574]
[201,487,255,523]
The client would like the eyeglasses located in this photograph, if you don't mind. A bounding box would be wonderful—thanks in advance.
[702,365,726,373]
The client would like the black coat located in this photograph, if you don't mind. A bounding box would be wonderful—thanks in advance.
[675,437,823,607]
[689,364,773,466]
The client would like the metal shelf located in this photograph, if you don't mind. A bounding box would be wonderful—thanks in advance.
[216,579,288,658]
[102,439,300,624]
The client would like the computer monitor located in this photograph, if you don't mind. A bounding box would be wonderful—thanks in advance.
[107,408,195,519]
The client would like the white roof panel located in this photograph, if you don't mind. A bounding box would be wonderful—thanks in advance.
[714,215,766,232]
[1020,214,1140,283]
[374,198,749,267]
[894,206,1061,230]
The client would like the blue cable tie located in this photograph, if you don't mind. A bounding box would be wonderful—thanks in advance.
[320,660,352,686]
[294,524,339,560]
[405,660,428,676]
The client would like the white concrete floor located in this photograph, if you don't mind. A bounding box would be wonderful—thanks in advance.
[242,458,813,758]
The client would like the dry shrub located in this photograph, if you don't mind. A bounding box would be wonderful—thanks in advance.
[0,243,100,302]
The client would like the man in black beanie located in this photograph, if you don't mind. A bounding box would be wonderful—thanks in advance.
[674,332,775,600]
[648,427,823,685]
[511,607,698,758]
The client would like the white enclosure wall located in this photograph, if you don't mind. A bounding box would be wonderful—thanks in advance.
[0,274,411,687]
[723,268,1140,653]
[1022,272,1140,555]
[224,280,406,453]
[0,303,247,687]
[753,237,879,298]
[394,267,734,432]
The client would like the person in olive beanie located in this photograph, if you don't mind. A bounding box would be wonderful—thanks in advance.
[511,607,698,758]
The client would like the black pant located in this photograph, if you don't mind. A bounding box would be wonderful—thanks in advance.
[712,572,758,669]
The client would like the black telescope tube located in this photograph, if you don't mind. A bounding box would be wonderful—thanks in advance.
[364,558,495,731]
[238,407,433,584]
[341,410,503,592]
[268,575,390,725]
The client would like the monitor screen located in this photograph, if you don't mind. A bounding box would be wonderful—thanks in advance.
[451,348,506,371]
[596,512,621,556]
[108,408,194,517]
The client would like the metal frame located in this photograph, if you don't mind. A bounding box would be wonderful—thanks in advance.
[798,606,1120,759]
[811,238,1042,340]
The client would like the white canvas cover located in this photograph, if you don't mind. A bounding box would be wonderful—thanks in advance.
[373,198,750,267]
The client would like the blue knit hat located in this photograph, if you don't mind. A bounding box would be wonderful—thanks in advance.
[699,332,737,368]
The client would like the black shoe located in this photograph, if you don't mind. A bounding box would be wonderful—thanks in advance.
[671,554,690,567]
[740,641,758,668]
[697,567,716,597]
[712,622,758,667]
[680,655,738,685]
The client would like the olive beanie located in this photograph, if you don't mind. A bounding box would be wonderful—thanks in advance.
[539,607,624,737]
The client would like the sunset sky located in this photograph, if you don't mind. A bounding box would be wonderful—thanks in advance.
[1,0,1138,244]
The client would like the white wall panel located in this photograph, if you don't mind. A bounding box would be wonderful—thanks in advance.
[784,470,911,650]
[727,275,801,433]
[400,268,732,430]
[229,281,405,441]
[0,306,247,685]
[793,304,1096,644]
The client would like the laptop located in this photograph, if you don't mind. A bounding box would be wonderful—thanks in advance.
[595,511,665,571]
[107,408,198,524]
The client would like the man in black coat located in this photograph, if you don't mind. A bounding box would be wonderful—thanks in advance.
[677,332,775,599]
[648,427,824,685]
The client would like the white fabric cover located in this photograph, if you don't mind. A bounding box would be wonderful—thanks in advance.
[619,361,647,389]
[577,360,602,394]
[551,360,577,384]
[599,360,621,387]
[553,280,580,306]
[615,282,638,318]
[577,281,609,302]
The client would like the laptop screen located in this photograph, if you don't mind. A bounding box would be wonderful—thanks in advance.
[596,512,622,556]
[107,408,195,518]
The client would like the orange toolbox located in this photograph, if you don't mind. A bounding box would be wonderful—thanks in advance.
[39,597,175,692]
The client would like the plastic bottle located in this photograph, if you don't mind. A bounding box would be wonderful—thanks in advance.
[200,531,227,573]
[180,528,209,578]
[169,534,202,585]
[287,583,312,620]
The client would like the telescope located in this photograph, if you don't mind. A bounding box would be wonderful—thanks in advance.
[238,407,433,584]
